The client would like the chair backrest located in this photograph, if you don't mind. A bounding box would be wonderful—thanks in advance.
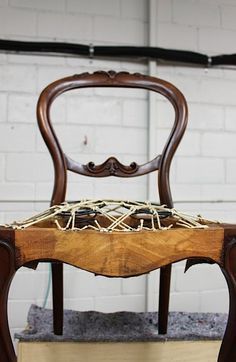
[37,70,188,208]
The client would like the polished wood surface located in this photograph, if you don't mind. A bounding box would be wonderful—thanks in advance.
[218,239,236,361]
[1,71,235,361]
[0,223,236,361]
[18,341,220,362]
[0,241,16,362]
[14,224,224,276]
[37,71,188,206]
[37,70,189,334]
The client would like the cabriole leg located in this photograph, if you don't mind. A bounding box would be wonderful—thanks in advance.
[219,238,236,362]
[0,241,16,362]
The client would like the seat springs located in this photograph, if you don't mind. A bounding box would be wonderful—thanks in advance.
[3,199,212,232]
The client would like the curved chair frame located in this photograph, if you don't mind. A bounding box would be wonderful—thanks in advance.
[37,70,188,336]
[0,72,236,362]
[37,70,187,206]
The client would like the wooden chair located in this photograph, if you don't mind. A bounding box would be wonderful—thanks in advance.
[36,70,187,336]
[0,71,236,362]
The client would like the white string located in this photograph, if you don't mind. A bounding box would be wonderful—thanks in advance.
[2,199,214,232]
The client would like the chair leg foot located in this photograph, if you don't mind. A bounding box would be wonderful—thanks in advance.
[219,238,236,362]
[158,264,172,334]
[0,241,16,362]
[52,262,64,335]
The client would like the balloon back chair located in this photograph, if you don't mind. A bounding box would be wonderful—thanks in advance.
[0,71,236,362]
[37,70,187,337]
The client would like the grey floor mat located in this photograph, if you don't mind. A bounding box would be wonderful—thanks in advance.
[15,304,227,342]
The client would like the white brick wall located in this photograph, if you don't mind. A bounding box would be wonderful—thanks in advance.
[0,0,235,343]
[149,0,236,316]
[172,0,221,28]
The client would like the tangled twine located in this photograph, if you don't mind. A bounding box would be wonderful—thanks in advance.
[3,200,212,232]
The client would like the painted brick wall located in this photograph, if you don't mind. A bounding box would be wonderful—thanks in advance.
[0,0,235,343]
[149,0,236,316]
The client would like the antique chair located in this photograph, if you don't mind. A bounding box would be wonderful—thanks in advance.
[0,71,236,362]
[37,70,185,337]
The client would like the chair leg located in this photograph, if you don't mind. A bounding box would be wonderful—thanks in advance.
[218,238,236,362]
[0,241,16,362]
[52,262,63,335]
[158,264,172,334]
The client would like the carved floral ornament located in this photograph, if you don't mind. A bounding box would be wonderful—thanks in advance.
[85,157,138,176]
[65,155,161,177]
[73,70,145,80]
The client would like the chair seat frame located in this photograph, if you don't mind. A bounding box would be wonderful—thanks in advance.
[0,223,236,361]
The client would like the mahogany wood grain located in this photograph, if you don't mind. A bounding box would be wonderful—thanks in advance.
[37,70,188,335]
[1,70,236,360]
[37,70,188,207]
[218,237,236,361]
[0,240,16,362]
[14,225,224,276]
[0,223,236,361]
